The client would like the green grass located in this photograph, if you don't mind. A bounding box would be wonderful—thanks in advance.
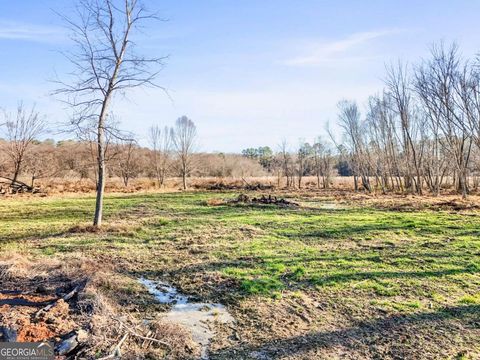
[1,191,479,310]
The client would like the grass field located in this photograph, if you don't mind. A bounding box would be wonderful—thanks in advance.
[1,191,479,359]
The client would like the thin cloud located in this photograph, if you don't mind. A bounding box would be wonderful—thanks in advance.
[284,29,406,66]
[0,21,65,43]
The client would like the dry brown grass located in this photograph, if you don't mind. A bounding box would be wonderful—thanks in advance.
[8,175,480,199]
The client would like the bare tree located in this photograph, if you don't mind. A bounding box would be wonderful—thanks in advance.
[386,61,424,194]
[24,141,58,188]
[172,116,197,190]
[113,140,142,186]
[337,100,372,192]
[366,93,404,193]
[0,103,45,185]
[55,0,165,226]
[456,57,480,155]
[278,140,294,188]
[415,43,472,198]
[312,138,333,189]
[297,142,312,189]
[148,125,172,187]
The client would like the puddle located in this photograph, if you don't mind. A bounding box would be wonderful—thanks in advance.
[139,278,188,305]
[139,278,235,359]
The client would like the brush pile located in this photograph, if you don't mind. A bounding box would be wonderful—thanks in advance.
[0,177,40,195]
[207,193,299,207]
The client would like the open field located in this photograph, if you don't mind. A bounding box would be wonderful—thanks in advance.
[1,190,479,359]
[3,1,480,359]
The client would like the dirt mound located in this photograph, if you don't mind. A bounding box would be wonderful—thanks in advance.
[0,292,79,344]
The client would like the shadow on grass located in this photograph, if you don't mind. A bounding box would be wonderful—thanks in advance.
[312,266,478,286]
[210,305,480,359]
[133,255,479,302]
[283,220,453,240]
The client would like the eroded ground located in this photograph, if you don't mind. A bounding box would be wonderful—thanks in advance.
[0,190,479,359]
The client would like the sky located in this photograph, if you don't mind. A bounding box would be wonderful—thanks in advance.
[0,0,479,152]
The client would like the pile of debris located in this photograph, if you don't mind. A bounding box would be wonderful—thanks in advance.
[0,177,40,195]
[231,194,299,207]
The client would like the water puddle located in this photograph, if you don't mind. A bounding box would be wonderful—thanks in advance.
[139,278,235,359]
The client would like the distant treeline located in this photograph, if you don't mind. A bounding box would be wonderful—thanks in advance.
[0,138,267,188]
[3,42,480,196]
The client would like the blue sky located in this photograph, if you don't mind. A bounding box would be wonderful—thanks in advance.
[0,0,479,152]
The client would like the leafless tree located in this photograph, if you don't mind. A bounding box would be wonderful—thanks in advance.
[456,57,480,154]
[415,43,472,198]
[278,140,294,188]
[113,140,142,186]
[366,93,404,193]
[148,125,172,187]
[297,141,312,189]
[0,103,45,185]
[55,0,165,226]
[172,116,197,190]
[312,138,333,189]
[386,61,424,194]
[24,141,58,188]
[337,100,372,192]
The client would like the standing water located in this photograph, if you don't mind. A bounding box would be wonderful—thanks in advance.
[139,278,235,359]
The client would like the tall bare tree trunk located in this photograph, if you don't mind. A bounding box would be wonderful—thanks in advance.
[182,168,187,190]
[11,165,21,185]
[93,115,106,227]
[56,0,164,227]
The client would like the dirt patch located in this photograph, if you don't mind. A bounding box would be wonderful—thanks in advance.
[68,223,134,234]
[0,295,76,342]
[207,291,480,360]
[0,256,88,348]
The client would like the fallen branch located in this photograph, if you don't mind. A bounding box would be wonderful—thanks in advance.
[0,176,35,193]
[113,317,171,351]
[35,285,80,318]
[97,333,129,360]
